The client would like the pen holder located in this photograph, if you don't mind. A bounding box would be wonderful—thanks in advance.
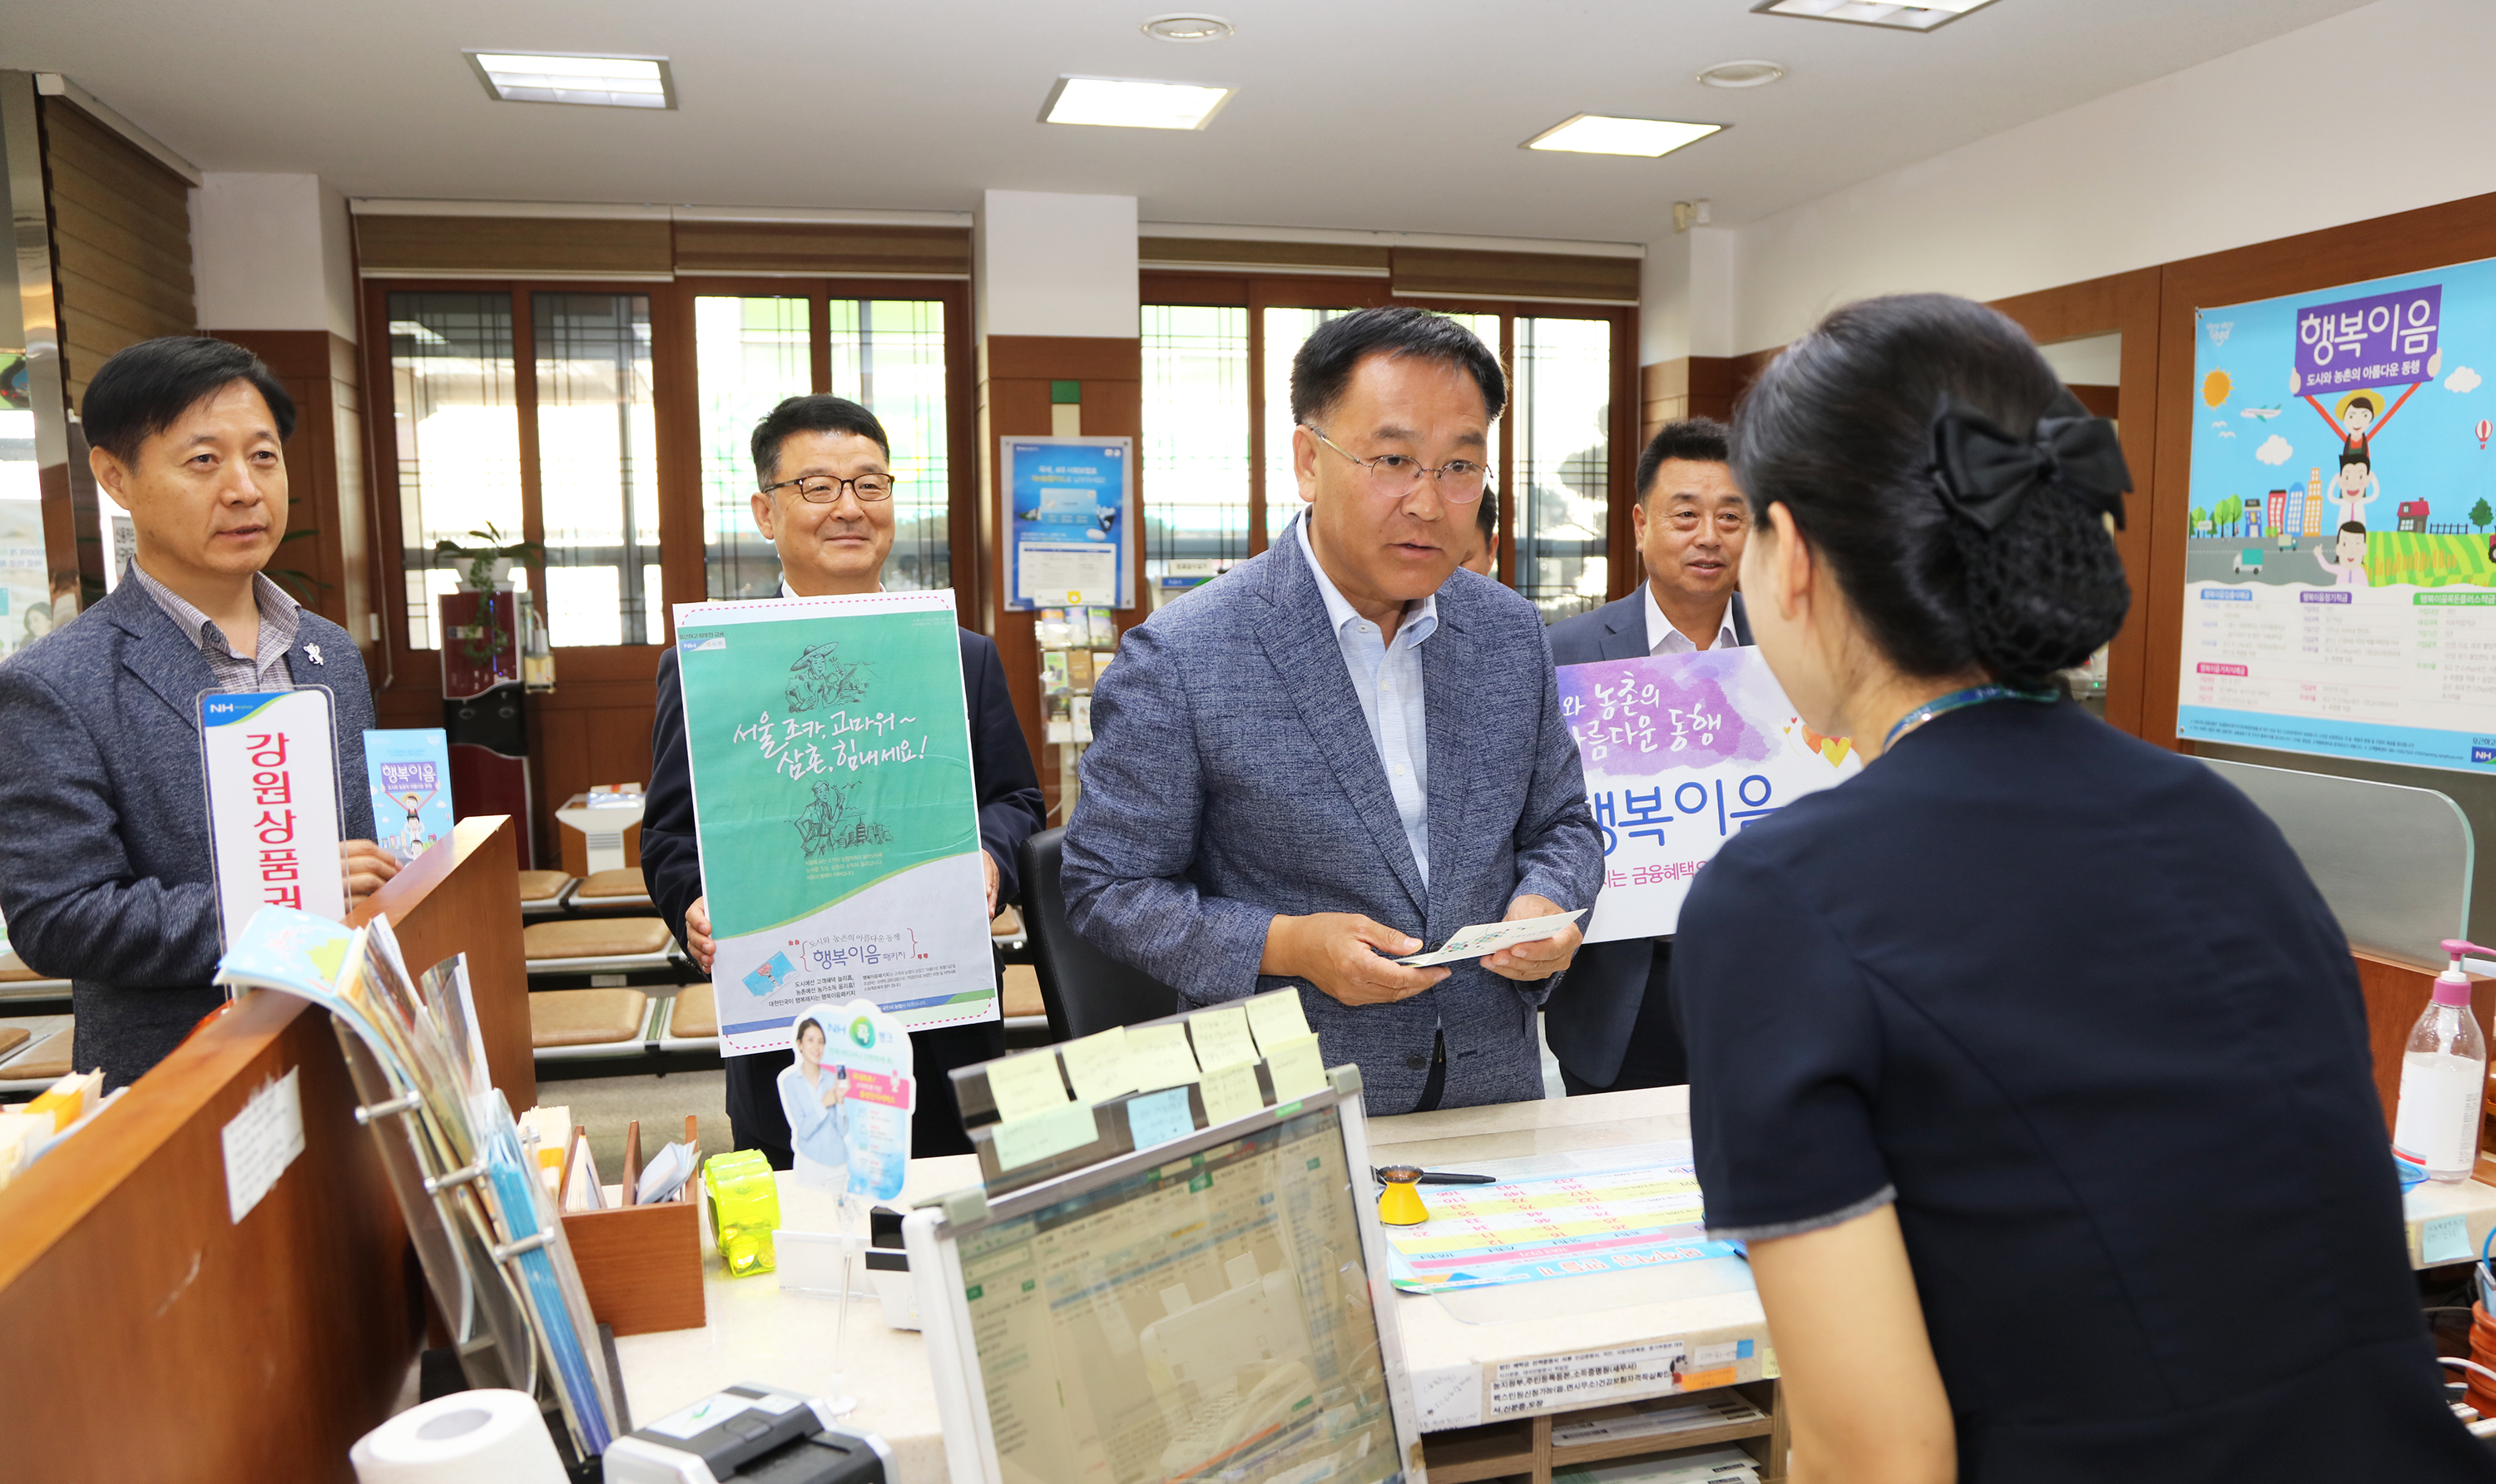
[1375,1165,1430,1227]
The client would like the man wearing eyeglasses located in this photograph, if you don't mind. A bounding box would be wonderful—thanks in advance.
[640,394,1044,1163]
[1543,418,1751,1097]
[1062,307,1602,1113]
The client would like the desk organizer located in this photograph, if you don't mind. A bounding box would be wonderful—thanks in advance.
[559,1115,706,1335]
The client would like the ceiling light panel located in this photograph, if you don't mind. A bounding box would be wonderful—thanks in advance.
[1041,76,1235,130]
[1750,0,1999,32]
[1524,115,1723,158]
[468,52,675,108]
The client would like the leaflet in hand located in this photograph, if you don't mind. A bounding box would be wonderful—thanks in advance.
[1394,910,1586,967]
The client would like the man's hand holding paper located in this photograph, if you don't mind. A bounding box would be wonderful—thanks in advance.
[1261,913,1449,1007]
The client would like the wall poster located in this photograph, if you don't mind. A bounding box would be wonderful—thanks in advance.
[1002,435,1132,610]
[2182,260,2496,771]
[673,589,997,1056]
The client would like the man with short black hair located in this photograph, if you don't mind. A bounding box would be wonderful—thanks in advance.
[1542,417,1751,1095]
[0,335,393,1087]
[1063,307,1602,1112]
[640,393,1043,1163]
[1454,483,1499,577]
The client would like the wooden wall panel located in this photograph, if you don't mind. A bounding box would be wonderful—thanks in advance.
[39,96,194,405]
[207,329,369,644]
[671,221,969,277]
[1390,248,1639,304]
[1638,357,1733,444]
[354,215,674,278]
[1141,237,1390,275]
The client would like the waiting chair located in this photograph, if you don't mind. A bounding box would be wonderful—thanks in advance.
[528,987,651,1060]
[522,917,679,976]
[572,867,652,912]
[1016,827,1180,1042]
[517,869,577,916]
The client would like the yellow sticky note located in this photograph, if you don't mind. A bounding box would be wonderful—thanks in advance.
[1059,1027,1136,1105]
[1265,1033,1328,1101]
[985,1051,1071,1125]
[1244,988,1313,1055]
[992,1101,1098,1172]
[1127,1022,1201,1091]
[1199,1061,1265,1125]
[1188,1005,1258,1071]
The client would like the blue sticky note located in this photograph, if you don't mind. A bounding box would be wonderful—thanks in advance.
[1127,1086,1196,1149]
[2423,1213,2474,1265]
[1736,1338,1754,1360]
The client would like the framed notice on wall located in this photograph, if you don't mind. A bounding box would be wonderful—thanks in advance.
[2182,256,2496,773]
[1002,435,1133,610]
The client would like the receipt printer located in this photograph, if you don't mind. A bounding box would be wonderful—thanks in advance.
[603,1383,889,1484]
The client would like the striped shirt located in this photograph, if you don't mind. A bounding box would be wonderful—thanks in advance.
[125,561,303,693]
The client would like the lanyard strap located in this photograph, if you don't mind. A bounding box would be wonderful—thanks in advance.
[1881,682,2058,753]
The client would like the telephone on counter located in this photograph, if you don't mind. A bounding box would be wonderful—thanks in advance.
[602,1383,888,1484]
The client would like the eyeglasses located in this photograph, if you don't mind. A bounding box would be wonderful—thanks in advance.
[1303,426,1488,502]
[761,472,897,504]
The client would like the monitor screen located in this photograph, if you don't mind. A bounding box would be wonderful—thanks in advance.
[956,1104,1402,1484]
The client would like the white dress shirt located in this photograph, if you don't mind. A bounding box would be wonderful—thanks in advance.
[1642,583,1738,656]
[1299,519,1436,886]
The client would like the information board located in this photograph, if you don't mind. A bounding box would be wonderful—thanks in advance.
[1002,435,1132,610]
[2182,257,2496,771]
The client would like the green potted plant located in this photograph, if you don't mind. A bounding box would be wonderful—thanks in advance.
[433,523,544,591]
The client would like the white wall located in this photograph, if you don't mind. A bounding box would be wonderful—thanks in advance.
[1726,0,2496,355]
[976,190,1139,340]
[191,172,358,339]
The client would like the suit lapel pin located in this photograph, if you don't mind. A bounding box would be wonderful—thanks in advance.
[306,643,324,666]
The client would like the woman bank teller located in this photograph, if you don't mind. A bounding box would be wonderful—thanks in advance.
[1671,293,2496,1482]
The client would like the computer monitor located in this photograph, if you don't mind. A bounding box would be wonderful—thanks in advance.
[905,1081,1425,1484]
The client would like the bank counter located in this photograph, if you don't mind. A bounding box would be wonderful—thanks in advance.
[0,840,2487,1484]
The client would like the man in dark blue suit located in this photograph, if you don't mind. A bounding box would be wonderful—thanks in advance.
[641,395,1042,1162]
[0,338,393,1088]
[1543,418,1750,1096]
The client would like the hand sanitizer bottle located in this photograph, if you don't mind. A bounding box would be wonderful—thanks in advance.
[2394,939,2493,1185]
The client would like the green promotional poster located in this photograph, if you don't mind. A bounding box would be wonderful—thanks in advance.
[673,590,997,1054]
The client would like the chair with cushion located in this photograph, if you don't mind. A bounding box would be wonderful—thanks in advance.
[1001,964,1047,1028]
[1016,827,1181,1042]
[518,869,577,916]
[0,954,71,997]
[658,982,719,1050]
[0,1021,74,1086]
[522,917,678,975]
[572,867,652,911]
[528,988,651,1056]
[0,1026,29,1063]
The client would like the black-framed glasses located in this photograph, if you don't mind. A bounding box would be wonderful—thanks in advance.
[1302,426,1488,502]
[761,472,898,504]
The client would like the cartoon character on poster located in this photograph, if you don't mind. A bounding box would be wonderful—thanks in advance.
[778,1000,914,1206]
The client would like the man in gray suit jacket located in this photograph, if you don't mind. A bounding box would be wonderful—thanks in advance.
[0,338,389,1088]
[1064,309,1602,1114]
[1543,418,1751,1096]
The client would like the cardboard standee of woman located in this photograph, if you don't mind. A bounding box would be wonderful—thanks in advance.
[776,1001,915,1210]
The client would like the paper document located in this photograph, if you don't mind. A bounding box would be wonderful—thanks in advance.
[1396,910,1586,967]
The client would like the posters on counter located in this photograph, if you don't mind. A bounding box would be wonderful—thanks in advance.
[2182,259,2496,772]
[673,590,998,1056]
[1559,649,1860,942]
[201,688,346,947]
[1002,436,1132,610]
[365,727,454,863]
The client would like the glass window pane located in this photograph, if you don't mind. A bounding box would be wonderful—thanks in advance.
[827,299,949,593]
[389,292,519,650]
[1514,317,1612,623]
[696,295,810,600]
[1261,307,1501,546]
[1142,304,1249,597]
[533,292,659,645]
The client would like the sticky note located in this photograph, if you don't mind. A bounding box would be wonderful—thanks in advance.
[1059,1027,1135,1105]
[1188,1005,1258,1071]
[2423,1212,2474,1265]
[1245,988,1312,1054]
[985,1051,1070,1124]
[991,1101,1097,1172]
[1265,1033,1328,1101]
[1199,1061,1265,1125]
[1127,1023,1201,1091]
[1126,1086,1196,1149]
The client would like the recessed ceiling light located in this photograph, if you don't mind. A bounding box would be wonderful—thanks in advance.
[467,52,675,108]
[1750,0,1998,32]
[1041,76,1235,131]
[1697,59,1786,88]
[1523,114,1723,158]
[1142,13,1236,42]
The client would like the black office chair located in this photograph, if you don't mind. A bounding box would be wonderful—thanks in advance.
[1018,826,1181,1041]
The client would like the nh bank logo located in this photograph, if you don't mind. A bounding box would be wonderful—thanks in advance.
[2471,740,2496,765]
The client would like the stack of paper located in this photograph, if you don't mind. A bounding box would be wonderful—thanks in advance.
[1551,1391,1769,1449]
[1553,1444,1761,1484]
[0,1111,47,1189]
[24,1070,102,1131]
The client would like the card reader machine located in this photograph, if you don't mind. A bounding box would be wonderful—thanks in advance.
[603,1383,889,1484]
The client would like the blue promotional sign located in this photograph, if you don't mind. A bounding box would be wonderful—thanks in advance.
[1003,436,1132,610]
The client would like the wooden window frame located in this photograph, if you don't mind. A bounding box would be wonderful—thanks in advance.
[361,275,974,696]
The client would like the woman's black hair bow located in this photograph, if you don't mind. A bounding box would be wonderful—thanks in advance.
[1929,390,2131,533]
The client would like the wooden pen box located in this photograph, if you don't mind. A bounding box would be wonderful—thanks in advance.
[560,1115,706,1337]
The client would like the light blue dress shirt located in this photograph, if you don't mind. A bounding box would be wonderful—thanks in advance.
[1298,517,1436,886]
